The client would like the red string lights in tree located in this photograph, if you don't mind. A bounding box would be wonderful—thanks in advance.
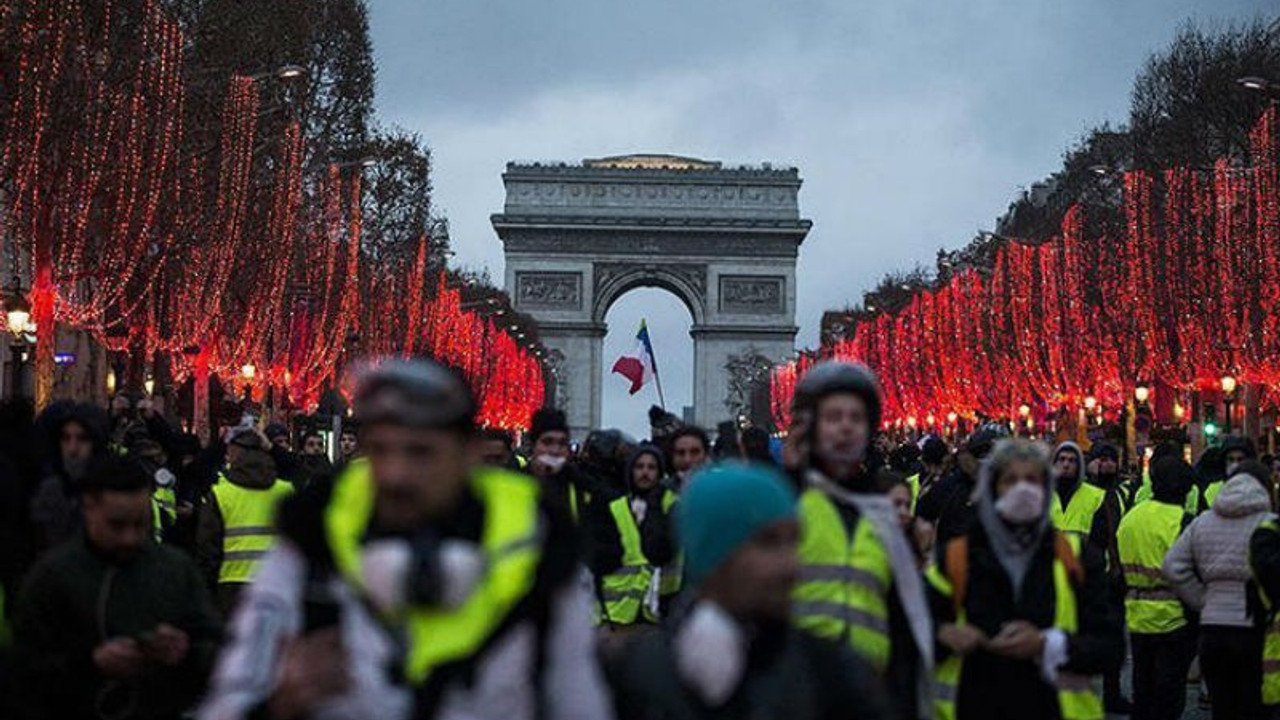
[772,105,1280,430]
[1,0,545,429]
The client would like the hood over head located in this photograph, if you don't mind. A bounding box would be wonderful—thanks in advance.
[1051,441,1087,484]
[1211,471,1273,518]
[627,443,667,493]
[1151,456,1196,504]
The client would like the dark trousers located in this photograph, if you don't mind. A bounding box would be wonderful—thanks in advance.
[1131,627,1196,720]
[1201,625,1265,720]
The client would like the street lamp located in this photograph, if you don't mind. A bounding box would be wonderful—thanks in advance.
[1084,395,1098,411]
[274,64,306,81]
[241,363,257,381]
[1018,404,1031,418]
[946,411,959,425]
[1221,375,1239,435]
[1134,384,1151,405]
[4,285,30,337]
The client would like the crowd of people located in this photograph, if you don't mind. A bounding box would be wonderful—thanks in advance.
[0,357,1277,720]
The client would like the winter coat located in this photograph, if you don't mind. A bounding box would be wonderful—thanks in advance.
[1163,473,1275,628]
[915,467,976,555]
[927,523,1124,720]
[12,533,221,719]
[198,468,614,720]
[608,617,893,720]
[28,402,110,556]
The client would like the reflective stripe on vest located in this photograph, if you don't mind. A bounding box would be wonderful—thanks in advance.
[907,474,921,514]
[793,488,893,670]
[212,477,293,584]
[1054,482,1107,536]
[602,497,656,625]
[659,489,683,599]
[929,533,1104,720]
[153,486,177,543]
[325,459,543,685]
[1115,500,1188,634]
[1203,481,1224,510]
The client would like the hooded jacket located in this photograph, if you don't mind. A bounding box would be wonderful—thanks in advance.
[28,402,111,555]
[1163,472,1275,627]
[586,446,676,578]
[1052,442,1125,580]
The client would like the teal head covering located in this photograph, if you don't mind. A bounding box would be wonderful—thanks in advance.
[678,462,797,585]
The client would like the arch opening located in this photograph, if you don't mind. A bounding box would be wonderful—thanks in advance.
[600,286,693,440]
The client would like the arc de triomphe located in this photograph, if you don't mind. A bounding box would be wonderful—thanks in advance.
[493,154,811,437]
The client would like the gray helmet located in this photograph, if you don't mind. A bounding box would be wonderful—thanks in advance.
[353,358,475,431]
[792,361,883,432]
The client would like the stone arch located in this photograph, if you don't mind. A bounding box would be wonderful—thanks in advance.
[591,263,706,327]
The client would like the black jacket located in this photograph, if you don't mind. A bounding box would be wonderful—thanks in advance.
[12,535,221,720]
[608,618,893,720]
[928,524,1124,720]
[916,467,976,557]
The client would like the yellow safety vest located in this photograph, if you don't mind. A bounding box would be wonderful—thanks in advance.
[1252,518,1280,705]
[1115,500,1187,634]
[658,490,683,600]
[1203,480,1224,511]
[325,460,543,685]
[793,488,893,670]
[926,533,1104,720]
[1052,482,1107,535]
[601,496,659,625]
[153,485,177,542]
[907,473,921,514]
[212,476,293,584]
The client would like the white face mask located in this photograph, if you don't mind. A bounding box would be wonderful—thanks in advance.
[154,467,176,489]
[536,454,566,473]
[674,601,747,705]
[995,481,1046,525]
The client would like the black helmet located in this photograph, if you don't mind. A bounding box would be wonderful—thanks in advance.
[353,359,475,431]
[792,361,883,432]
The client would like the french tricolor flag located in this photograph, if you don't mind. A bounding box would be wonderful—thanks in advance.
[611,320,659,395]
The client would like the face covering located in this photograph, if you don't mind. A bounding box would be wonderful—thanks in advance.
[816,436,868,470]
[536,454,566,473]
[361,538,485,616]
[995,481,1045,525]
[674,601,747,706]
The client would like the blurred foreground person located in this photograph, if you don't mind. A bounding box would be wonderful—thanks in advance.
[608,463,892,720]
[15,455,221,720]
[199,359,610,720]
[927,439,1122,720]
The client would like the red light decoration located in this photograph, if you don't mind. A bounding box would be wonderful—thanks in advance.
[773,105,1280,429]
[1,0,544,430]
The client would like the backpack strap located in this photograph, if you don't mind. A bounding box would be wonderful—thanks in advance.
[945,536,970,612]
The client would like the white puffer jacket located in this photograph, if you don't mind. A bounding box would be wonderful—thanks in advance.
[1162,473,1276,627]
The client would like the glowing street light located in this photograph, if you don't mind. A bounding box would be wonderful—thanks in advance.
[1083,396,1098,411]
[1220,375,1238,396]
[1018,404,1031,418]
[946,411,959,425]
[1134,384,1151,404]
[241,363,257,381]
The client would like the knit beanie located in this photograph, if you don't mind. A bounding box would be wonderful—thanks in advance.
[529,408,569,443]
[678,462,796,586]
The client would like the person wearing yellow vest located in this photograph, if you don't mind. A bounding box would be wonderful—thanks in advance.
[607,462,894,720]
[1116,456,1197,720]
[1163,459,1276,720]
[927,438,1122,720]
[1249,515,1280,715]
[1208,436,1260,510]
[196,427,292,616]
[198,359,612,720]
[527,407,586,523]
[1052,441,1131,713]
[787,361,934,720]
[590,444,679,631]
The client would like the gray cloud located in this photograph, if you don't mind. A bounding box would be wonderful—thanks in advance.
[370,0,1275,438]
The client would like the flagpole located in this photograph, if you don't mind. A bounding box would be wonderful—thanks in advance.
[642,317,667,410]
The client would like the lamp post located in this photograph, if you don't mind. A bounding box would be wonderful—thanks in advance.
[1221,375,1238,435]
[4,279,33,400]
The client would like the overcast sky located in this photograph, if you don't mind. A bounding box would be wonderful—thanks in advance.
[368,0,1274,438]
